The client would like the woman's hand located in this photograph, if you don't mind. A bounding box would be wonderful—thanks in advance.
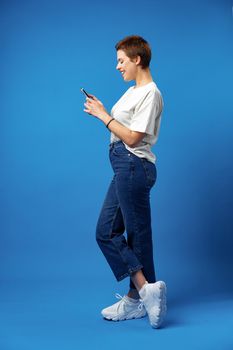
[83,94,108,121]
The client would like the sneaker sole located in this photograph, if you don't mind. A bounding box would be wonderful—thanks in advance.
[151,281,167,328]
[103,313,147,322]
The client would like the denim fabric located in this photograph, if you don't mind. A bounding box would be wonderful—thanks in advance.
[96,140,157,290]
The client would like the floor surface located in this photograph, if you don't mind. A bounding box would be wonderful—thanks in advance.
[1,279,232,350]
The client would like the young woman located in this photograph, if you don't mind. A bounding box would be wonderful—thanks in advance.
[83,35,167,329]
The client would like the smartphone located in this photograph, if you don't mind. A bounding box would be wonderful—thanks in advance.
[80,87,94,99]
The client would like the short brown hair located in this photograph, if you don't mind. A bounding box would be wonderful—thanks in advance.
[115,35,151,69]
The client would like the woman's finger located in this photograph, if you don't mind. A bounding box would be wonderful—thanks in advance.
[85,101,92,107]
[86,98,94,105]
[83,108,92,114]
[88,94,97,101]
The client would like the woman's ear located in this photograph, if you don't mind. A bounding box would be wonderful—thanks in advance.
[135,55,141,66]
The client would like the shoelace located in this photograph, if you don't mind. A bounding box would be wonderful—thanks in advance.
[115,293,144,311]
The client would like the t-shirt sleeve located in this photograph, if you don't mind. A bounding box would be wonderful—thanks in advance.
[130,90,163,136]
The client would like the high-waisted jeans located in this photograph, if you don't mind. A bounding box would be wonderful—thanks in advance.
[96,140,157,290]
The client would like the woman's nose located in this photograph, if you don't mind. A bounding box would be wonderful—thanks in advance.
[116,62,122,70]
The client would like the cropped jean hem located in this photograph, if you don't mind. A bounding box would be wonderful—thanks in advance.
[116,264,144,282]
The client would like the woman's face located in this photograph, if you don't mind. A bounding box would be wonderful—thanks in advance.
[116,49,139,81]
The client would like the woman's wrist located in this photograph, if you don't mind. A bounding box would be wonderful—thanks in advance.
[106,117,115,129]
[100,112,113,126]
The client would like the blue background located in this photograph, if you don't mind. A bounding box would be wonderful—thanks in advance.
[1,0,233,349]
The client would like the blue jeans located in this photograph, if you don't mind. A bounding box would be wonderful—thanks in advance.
[96,140,157,290]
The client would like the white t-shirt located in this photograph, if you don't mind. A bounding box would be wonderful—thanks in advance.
[110,81,163,164]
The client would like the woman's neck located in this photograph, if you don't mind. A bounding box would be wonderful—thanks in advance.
[135,68,153,88]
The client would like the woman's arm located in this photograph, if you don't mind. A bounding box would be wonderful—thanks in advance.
[83,95,145,148]
[101,112,145,147]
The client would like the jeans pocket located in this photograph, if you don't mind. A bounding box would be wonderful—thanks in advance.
[112,146,131,157]
[141,158,157,188]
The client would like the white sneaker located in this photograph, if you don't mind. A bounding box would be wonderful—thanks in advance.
[139,281,167,328]
[101,293,147,321]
